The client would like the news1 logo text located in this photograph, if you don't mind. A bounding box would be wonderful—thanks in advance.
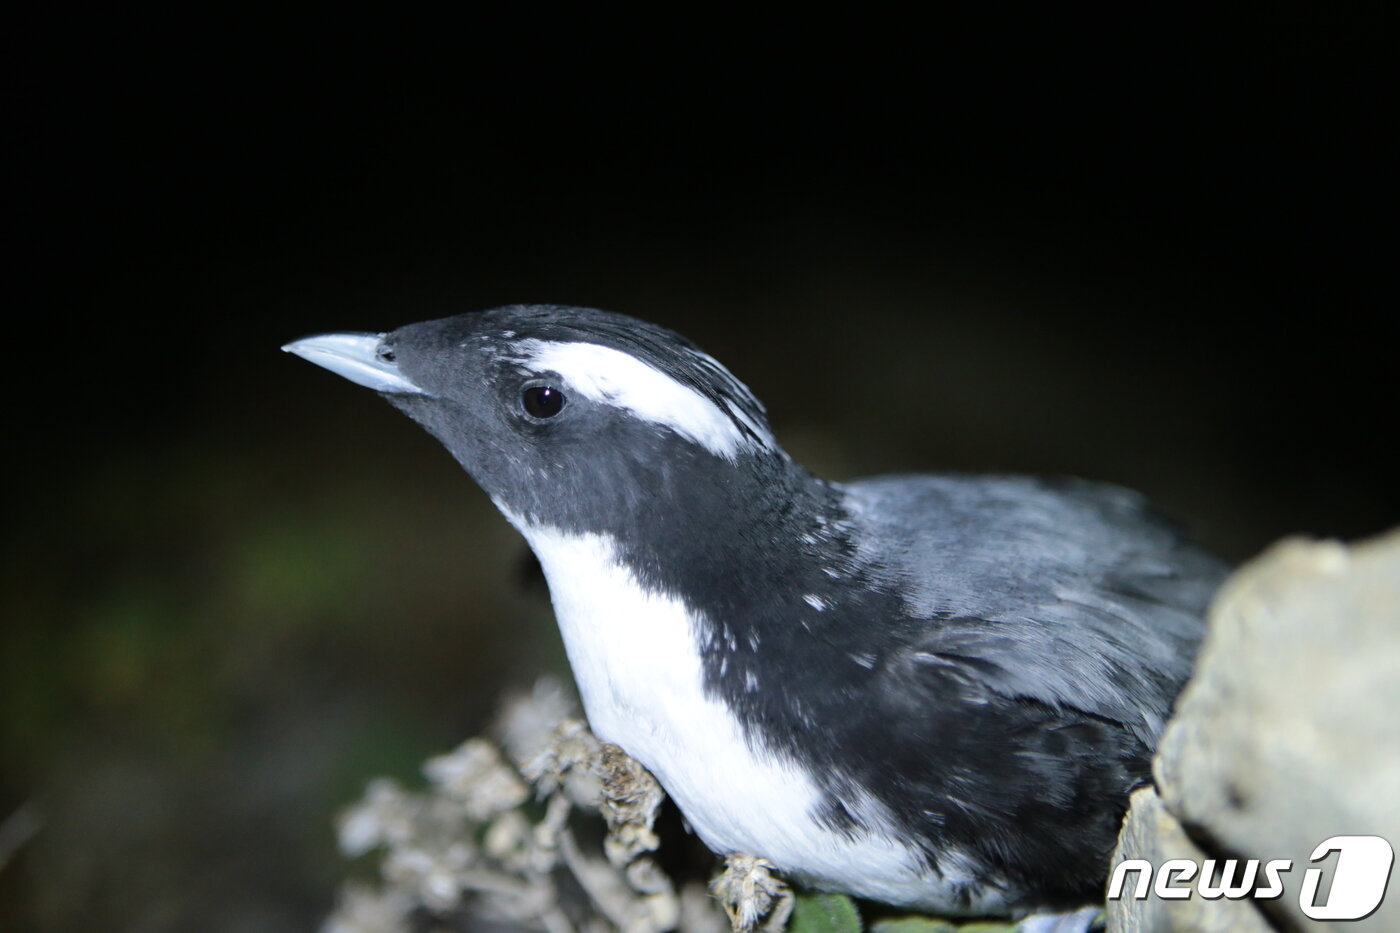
[1108,835,1394,921]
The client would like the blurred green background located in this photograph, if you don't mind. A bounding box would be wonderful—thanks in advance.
[5,10,1397,931]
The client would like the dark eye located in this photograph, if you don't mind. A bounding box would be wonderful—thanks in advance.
[522,384,566,419]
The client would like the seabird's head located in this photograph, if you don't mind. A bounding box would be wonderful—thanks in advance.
[284,304,784,531]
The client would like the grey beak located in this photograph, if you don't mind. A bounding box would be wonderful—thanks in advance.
[281,332,426,395]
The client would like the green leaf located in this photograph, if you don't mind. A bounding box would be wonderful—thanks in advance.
[791,893,862,933]
[870,917,958,933]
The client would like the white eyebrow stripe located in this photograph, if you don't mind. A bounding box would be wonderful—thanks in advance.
[518,339,773,459]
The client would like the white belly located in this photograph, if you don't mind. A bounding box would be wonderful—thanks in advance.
[499,509,1006,913]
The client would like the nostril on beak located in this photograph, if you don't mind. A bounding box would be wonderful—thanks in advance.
[282,332,424,395]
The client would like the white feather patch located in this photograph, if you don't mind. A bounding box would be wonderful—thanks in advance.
[517,339,773,459]
[495,505,1009,913]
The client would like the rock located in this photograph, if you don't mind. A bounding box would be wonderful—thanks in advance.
[1107,786,1273,933]
[1152,529,1400,932]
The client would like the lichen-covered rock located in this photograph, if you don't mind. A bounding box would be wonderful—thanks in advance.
[323,678,713,933]
[1107,786,1272,933]
[1152,529,1400,932]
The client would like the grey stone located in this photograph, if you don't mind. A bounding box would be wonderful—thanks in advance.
[1107,786,1273,933]
[1154,529,1400,932]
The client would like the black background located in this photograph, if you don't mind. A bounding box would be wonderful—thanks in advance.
[4,9,1397,931]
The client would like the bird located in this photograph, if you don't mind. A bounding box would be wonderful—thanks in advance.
[284,304,1227,932]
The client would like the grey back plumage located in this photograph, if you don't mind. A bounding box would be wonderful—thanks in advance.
[842,474,1228,744]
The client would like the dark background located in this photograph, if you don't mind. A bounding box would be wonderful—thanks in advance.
[4,10,1397,931]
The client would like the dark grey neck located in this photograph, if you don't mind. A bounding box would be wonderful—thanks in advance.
[575,442,909,713]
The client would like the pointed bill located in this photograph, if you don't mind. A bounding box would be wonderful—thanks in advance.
[281,332,426,395]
